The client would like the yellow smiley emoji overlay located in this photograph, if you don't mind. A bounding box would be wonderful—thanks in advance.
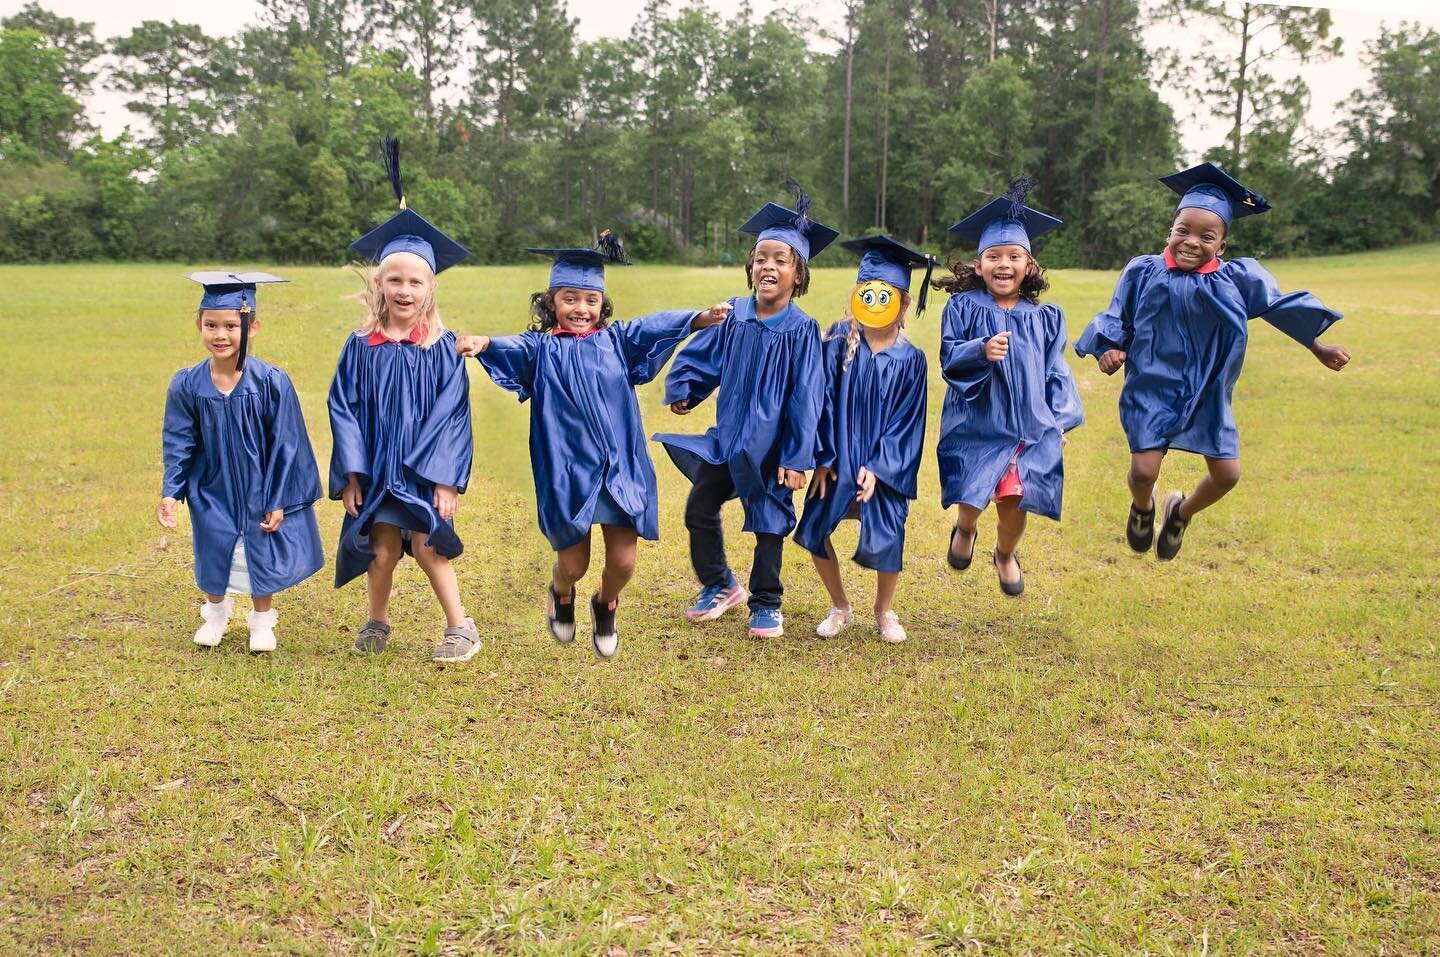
[851,280,902,328]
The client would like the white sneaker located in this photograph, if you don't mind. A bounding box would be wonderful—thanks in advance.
[815,607,854,638]
[877,610,907,644]
[193,597,234,647]
[248,608,278,653]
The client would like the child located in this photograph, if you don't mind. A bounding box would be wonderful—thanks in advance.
[654,182,837,639]
[1074,162,1350,559]
[794,236,932,642]
[328,138,478,662]
[454,233,730,659]
[935,180,1084,596]
[158,272,325,652]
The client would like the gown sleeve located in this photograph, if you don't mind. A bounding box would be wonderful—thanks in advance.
[939,296,993,401]
[327,336,369,499]
[662,317,726,408]
[1230,258,1343,346]
[617,310,698,385]
[404,344,473,493]
[477,332,540,402]
[261,368,323,514]
[1074,257,1144,357]
[813,333,845,472]
[1042,304,1085,433]
[865,350,928,500]
[161,372,197,501]
[778,324,824,473]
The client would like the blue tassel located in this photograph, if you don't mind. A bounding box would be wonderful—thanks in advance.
[382,135,405,208]
[1004,175,1038,222]
[785,178,811,231]
[596,229,630,265]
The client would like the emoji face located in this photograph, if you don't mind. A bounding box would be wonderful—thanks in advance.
[851,280,902,328]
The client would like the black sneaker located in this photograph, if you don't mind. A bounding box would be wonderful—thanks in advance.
[547,584,576,644]
[1155,491,1190,561]
[591,594,619,660]
[1127,502,1156,552]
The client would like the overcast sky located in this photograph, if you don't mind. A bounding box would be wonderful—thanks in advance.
[9,0,1439,160]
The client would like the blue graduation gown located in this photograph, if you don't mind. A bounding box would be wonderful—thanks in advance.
[794,323,927,573]
[1074,255,1342,458]
[654,296,824,537]
[327,330,472,587]
[161,357,324,596]
[476,311,698,551]
[938,290,1084,521]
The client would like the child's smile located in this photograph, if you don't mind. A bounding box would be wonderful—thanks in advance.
[1168,207,1227,271]
[554,286,604,333]
[198,310,244,360]
[976,244,1032,304]
[751,239,798,308]
[380,252,435,325]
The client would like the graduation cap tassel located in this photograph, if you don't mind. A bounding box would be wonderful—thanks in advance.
[785,178,811,231]
[917,257,935,316]
[382,135,406,209]
[237,293,252,371]
[596,228,630,265]
[1003,175,1039,222]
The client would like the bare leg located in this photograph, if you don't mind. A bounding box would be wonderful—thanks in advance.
[1128,450,1164,511]
[994,497,1028,583]
[810,539,851,611]
[949,503,984,562]
[366,523,404,623]
[204,592,226,603]
[253,594,273,612]
[1179,456,1241,520]
[412,536,466,628]
[598,525,638,604]
[553,531,591,599]
[874,571,899,617]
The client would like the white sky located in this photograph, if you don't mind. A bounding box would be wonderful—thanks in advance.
[7,0,1440,160]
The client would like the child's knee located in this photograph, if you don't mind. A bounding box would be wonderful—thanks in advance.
[1129,459,1161,487]
[1212,460,1241,491]
[555,550,589,581]
[605,550,637,580]
[370,539,402,569]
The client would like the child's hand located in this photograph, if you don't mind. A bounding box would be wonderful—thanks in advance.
[777,467,806,491]
[984,331,1011,362]
[1097,349,1126,375]
[695,302,732,329]
[342,475,363,518]
[670,400,691,415]
[455,335,490,357]
[156,497,179,528]
[1311,340,1350,371]
[807,466,835,499]
[854,467,877,503]
[259,509,284,532]
[434,484,459,521]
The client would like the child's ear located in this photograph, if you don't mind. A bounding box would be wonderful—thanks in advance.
[1217,237,1227,257]
[247,318,262,337]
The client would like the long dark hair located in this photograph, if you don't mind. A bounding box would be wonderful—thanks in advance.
[528,289,616,332]
[930,254,1050,303]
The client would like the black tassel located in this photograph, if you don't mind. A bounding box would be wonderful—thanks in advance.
[596,229,630,264]
[237,292,252,371]
[917,256,935,316]
[785,178,811,231]
[1003,175,1038,221]
[382,135,405,209]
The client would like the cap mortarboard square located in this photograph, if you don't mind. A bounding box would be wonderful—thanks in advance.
[186,271,287,370]
[738,180,838,261]
[948,177,1063,254]
[528,230,631,291]
[1160,161,1270,228]
[349,136,472,273]
[840,234,940,315]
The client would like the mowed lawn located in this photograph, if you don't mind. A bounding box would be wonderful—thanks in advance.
[0,246,1436,955]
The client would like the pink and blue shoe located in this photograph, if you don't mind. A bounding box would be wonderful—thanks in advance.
[748,607,784,639]
[685,575,748,622]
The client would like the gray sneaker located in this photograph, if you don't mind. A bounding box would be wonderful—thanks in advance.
[353,619,391,654]
[433,618,481,664]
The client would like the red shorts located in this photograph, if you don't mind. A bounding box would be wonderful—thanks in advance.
[993,444,1024,501]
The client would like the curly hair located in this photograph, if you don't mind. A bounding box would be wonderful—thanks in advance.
[930,254,1050,304]
[744,244,811,298]
[528,289,615,332]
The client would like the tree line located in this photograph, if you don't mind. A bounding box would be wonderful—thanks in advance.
[1,0,1436,268]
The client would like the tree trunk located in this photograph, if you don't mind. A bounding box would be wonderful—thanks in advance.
[842,9,854,232]
[1231,2,1251,168]
[876,47,891,230]
[988,0,998,63]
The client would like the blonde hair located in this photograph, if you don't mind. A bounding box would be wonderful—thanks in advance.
[351,258,446,348]
[829,287,911,368]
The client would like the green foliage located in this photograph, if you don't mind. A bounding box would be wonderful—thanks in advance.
[0,27,84,160]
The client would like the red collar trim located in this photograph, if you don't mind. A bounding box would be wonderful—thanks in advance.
[367,323,428,346]
[1164,248,1220,274]
[549,326,603,338]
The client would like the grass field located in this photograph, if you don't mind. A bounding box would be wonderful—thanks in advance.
[1,245,1437,954]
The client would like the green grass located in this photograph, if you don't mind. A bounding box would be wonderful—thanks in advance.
[0,245,1437,954]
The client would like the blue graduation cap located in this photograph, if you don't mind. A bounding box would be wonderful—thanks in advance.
[527,230,631,291]
[349,136,471,273]
[948,176,1063,254]
[186,271,288,370]
[738,180,838,262]
[1160,161,1270,228]
[840,234,939,315]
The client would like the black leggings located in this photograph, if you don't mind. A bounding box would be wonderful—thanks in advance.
[683,462,784,611]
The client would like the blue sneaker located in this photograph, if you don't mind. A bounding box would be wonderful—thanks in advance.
[748,607,784,639]
[685,576,748,622]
